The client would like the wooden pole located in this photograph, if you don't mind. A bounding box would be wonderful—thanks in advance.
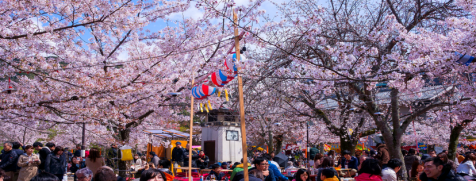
[234,9,249,181]
[188,77,195,181]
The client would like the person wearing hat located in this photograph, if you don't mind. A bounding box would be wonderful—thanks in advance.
[172,142,186,174]
[149,151,160,168]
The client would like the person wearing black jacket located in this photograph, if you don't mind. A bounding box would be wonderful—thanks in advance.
[171,142,186,168]
[74,144,82,157]
[419,157,464,181]
[45,146,67,180]
[184,144,198,167]
[0,142,19,181]
[12,142,24,178]
[195,151,209,169]
[206,164,226,180]
[39,142,55,172]
[107,144,118,167]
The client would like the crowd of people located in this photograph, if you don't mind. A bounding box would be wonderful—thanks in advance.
[2,141,476,181]
[0,141,175,181]
[236,143,476,181]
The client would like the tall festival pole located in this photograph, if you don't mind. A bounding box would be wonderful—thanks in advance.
[234,9,249,181]
[188,77,195,181]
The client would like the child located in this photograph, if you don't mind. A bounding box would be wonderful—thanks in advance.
[207,164,226,180]
[321,168,339,181]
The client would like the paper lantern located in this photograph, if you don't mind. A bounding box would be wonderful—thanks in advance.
[211,71,225,87]
[198,84,216,96]
[120,145,133,161]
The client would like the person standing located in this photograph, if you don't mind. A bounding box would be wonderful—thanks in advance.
[85,148,105,175]
[375,143,390,168]
[107,144,118,167]
[12,142,24,180]
[355,159,383,181]
[404,149,421,178]
[184,144,198,167]
[382,159,402,181]
[39,142,55,172]
[17,145,41,181]
[74,144,82,157]
[316,157,339,181]
[0,142,19,181]
[45,146,66,180]
[171,142,186,171]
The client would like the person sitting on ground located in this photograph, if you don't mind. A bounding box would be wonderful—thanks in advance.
[232,162,240,170]
[231,158,252,181]
[149,151,160,168]
[140,169,167,181]
[221,162,229,169]
[338,150,358,177]
[358,155,368,171]
[456,151,465,164]
[314,154,324,168]
[316,157,340,181]
[321,168,339,181]
[136,163,153,178]
[30,172,60,181]
[75,168,93,181]
[134,154,143,170]
[234,157,276,181]
[158,160,173,175]
[70,156,86,181]
[241,169,264,181]
[207,164,226,180]
[355,159,382,181]
[293,169,311,181]
[456,153,476,180]
[264,154,289,181]
[94,166,117,181]
[382,158,402,181]
[196,151,209,169]
[419,157,464,181]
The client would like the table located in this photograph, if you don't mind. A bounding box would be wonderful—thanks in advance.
[337,169,353,177]
[174,177,201,181]
[176,167,200,170]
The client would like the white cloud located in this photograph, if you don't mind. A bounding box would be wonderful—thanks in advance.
[167,2,204,20]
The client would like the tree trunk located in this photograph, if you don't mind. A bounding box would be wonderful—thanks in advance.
[448,122,467,160]
[268,130,274,154]
[274,135,284,154]
[340,136,358,156]
[117,128,130,178]
[381,131,406,180]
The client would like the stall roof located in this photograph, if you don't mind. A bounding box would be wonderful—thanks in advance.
[143,129,195,139]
